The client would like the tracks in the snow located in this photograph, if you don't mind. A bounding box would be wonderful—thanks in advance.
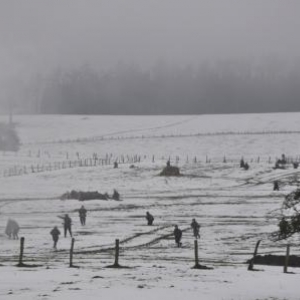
[76,225,191,255]
[0,225,192,265]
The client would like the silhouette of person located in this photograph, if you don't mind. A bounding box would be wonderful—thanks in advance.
[146,211,154,225]
[174,225,182,247]
[79,205,87,225]
[50,226,61,249]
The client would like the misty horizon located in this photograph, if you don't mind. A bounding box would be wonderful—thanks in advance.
[1,1,300,115]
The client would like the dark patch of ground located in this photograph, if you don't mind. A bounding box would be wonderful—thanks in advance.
[249,255,300,267]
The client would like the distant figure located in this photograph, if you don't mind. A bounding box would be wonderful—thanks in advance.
[114,161,118,169]
[79,205,87,225]
[275,154,287,169]
[273,181,280,191]
[112,189,120,201]
[166,160,171,167]
[240,158,245,168]
[5,219,20,239]
[191,218,201,239]
[58,214,72,237]
[243,162,249,170]
[50,226,61,249]
[146,211,154,225]
[174,225,182,247]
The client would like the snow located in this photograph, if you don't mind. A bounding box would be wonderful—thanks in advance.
[1,113,300,299]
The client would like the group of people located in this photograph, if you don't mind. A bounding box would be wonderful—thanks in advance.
[174,218,201,247]
[50,205,87,249]
[145,211,201,247]
[6,206,200,250]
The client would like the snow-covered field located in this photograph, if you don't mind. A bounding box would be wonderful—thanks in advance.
[1,113,300,300]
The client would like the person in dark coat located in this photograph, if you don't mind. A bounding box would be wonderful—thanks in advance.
[174,225,182,247]
[273,181,280,191]
[240,158,245,168]
[146,211,154,225]
[79,205,87,225]
[112,189,120,200]
[191,218,200,239]
[273,180,279,191]
[243,162,249,170]
[50,226,61,249]
[59,214,72,237]
[281,154,287,164]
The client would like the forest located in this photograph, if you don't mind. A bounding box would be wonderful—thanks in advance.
[4,57,300,115]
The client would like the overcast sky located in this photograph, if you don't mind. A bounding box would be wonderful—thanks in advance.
[1,0,300,76]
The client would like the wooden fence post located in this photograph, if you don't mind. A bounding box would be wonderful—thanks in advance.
[106,238,128,268]
[69,238,75,267]
[284,244,290,273]
[194,240,199,268]
[18,237,25,266]
[114,239,120,267]
[248,240,261,271]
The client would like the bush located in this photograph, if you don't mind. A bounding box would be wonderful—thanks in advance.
[0,123,20,151]
[159,165,181,176]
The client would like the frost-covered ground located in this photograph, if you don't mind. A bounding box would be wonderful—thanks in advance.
[0,113,300,300]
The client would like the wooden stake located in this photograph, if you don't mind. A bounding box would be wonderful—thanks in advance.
[18,237,25,266]
[69,238,75,267]
[114,239,120,267]
[248,240,261,271]
[194,240,199,267]
[284,244,290,273]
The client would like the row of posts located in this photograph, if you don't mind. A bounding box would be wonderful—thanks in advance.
[17,237,122,269]
[5,151,300,178]
[248,240,292,273]
[3,155,292,178]
[16,237,293,273]
[3,155,143,177]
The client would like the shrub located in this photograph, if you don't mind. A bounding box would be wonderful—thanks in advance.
[0,123,20,151]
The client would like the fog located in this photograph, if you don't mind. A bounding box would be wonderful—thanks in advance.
[1,0,300,114]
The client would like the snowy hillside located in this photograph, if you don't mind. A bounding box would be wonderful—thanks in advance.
[0,113,300,300]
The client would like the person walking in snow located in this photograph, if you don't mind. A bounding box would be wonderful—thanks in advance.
[112,189,120,200]
[191,218,200,239]
[174,225,182,247]
[50,226,61,249]
[78,205,87,225]
[273,181,280,191]
[58,214,72,237]
[146,211,154,225]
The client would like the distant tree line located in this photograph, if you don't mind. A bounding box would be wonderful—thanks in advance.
[22,57,300,114]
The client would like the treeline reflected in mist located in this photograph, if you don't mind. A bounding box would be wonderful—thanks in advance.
[17,57,300,114]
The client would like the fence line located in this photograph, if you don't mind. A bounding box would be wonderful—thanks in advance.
[2,153,300,178]
[1,153,145,178]
[6,235,296,274]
